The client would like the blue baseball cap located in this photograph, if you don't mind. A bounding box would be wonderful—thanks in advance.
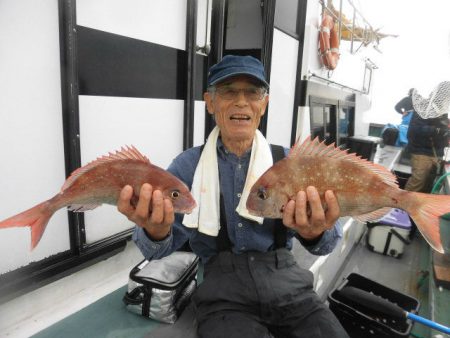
[207,55,269,88]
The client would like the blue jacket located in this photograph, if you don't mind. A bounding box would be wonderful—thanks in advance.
[395,95,448,156]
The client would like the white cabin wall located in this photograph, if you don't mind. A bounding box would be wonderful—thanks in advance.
[76,0,189,243]
[0,0,211,280]
[0,1,210,335]
[302,0,377,93]
[301,0,380,138]
[266,29,299,148]
[0,0,69,270]
[77,0,186,51]
[193,0,210,147]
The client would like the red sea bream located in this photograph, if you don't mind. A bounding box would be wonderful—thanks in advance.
[0,146,196,249]
[246,137,450,253]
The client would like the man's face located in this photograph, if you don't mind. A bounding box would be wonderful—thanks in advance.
[204,76,269,143]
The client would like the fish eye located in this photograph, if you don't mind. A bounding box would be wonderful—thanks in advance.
[170,190,180,199]
[257,187,267,200]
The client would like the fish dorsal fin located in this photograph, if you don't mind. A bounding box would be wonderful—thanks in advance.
[353,207,392,222]
[61,145,150,191]
[289,136,398,188]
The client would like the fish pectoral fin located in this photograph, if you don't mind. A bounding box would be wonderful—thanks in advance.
[68,203,101,212]
[354,207,393,222]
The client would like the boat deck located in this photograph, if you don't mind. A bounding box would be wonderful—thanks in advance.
[29,232,449,338]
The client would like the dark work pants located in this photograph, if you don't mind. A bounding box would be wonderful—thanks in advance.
[192,249,349,338]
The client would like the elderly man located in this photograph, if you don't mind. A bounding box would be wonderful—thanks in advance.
[118,55,348,338]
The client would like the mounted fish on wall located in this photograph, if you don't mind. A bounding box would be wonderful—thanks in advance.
[0,146,196,249]
[246,137,450,254]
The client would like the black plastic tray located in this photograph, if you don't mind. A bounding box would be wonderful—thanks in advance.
[328,273,420,337]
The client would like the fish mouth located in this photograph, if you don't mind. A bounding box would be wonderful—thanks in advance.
[177,201,197,215]
[246,206,262,217]
[179,207,195,215]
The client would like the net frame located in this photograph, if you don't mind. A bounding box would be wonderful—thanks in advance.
[412,81,450,119]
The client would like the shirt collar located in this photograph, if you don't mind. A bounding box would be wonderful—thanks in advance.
[216,137,252,161]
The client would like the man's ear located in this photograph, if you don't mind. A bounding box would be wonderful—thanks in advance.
[204,92,214,115]
[260,95,269,116]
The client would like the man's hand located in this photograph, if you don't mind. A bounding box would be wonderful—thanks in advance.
[117,183,174,240]
[282,186,340,241]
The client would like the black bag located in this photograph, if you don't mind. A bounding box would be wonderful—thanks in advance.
[123,252,199,323]
[382,127,399,146]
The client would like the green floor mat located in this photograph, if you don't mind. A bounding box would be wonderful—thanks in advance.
[31,286,161,338]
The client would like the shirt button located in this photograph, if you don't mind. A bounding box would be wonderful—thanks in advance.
[237,193,242,198]
[238,223,243,228]
[241,246,246,250]
[238,164,242,169]
[250,256,255,261]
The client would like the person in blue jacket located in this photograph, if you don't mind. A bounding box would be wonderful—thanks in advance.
[395,88,449,193]
[117,55,348,338]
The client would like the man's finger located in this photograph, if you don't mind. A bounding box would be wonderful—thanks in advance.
[135,183,153,219]
[150,190,164,224]
[163,199,175,225]
[294,191,308,226]
[282,199,296,227]
[117,185,134,215]
[324,190,340,226]
[306,186,325,222]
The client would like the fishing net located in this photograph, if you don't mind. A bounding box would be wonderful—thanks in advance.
[412,81,450,119]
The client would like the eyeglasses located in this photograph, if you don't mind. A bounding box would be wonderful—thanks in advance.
[209,85,267,101]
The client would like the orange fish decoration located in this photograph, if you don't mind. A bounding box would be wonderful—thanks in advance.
[246,137,449,253]
[0,146,196,249]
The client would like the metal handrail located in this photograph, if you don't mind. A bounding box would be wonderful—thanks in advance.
[319,0,375,54]
[307,71,368,95]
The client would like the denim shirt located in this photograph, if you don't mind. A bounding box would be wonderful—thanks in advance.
[133,139,342,263]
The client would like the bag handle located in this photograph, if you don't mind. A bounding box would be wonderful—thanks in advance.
[122,286,146,306]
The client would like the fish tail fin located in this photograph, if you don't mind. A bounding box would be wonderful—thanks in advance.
[0,202,54,250]
[407,192,450,254]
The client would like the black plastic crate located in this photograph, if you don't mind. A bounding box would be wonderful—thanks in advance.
[347,136,381,161]
[394,170,411,190]
[328,273,420,337]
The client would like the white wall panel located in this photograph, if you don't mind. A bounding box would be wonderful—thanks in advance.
[193,100,206,146]
[77,0,187,50]
[196,0,211,53]
[295,106,312,143]
[0,0,68,272]
[78,96,184,243]
[266,29,299,148]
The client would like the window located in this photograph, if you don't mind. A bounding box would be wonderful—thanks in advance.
[337,103,355,146]
[310,98,337,145]
[310,96,354,146]
[274,0,300,37]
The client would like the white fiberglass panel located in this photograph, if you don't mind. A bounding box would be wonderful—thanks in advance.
[194,100,206,146]
[0,0,69,273]
[77,0,187,51]
[78,96,184,244]
[266,29,299,148]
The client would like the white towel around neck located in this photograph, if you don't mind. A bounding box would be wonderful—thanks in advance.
[182,126,273,236]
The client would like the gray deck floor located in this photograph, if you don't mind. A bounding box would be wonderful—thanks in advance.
[332,232,426,298]
[330,232,432,338]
